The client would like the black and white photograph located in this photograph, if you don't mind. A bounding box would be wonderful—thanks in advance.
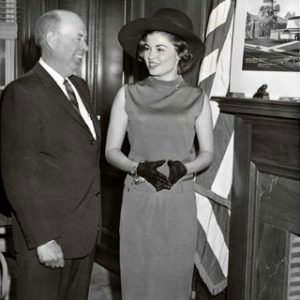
[0,1,299,300]
[230,0,300,98]
[242,0,300,72]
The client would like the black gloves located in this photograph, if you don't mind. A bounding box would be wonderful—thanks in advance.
[136,160,187,191]
[167,160,187,185]
[137,160,171,191]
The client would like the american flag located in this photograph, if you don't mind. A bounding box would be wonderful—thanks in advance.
[194,0,235,295]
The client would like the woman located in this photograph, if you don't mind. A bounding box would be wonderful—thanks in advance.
[105,8,214,300]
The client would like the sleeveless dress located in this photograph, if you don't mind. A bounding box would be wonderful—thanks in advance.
[120,76,204,300]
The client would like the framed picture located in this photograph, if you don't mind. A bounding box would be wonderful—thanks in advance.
[230,0,300,99]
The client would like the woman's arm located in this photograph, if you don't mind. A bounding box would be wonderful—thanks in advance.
[105,86,138,173]
[184,94,214,174]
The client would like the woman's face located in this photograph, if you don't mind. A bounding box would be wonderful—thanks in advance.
[141,31,180,81]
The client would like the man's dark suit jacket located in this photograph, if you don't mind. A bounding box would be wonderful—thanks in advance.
[1,63,101,259]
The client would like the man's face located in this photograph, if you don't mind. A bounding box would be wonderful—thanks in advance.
[53,13,88,77]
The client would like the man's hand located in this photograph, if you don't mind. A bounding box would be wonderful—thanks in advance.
[37,240,64,268]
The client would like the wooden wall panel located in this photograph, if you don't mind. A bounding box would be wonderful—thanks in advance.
[44,0,59,10]
[90,0,125,272]
[254,222,287,300]
[17,0,44,73]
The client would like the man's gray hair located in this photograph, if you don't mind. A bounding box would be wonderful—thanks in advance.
[34,10,61,48]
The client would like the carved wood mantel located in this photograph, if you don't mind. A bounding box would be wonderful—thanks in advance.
[212,97,300,300]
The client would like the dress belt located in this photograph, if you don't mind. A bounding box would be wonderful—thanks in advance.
[124,174,195,194]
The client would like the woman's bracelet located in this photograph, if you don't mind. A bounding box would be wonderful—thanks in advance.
[130,164,145,185]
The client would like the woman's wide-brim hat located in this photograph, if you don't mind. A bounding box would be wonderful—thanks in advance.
[118,8,205,62]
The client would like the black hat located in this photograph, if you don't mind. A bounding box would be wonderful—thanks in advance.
[118,8,204,61]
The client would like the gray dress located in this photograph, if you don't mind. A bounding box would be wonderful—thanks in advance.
[120,76,204,300]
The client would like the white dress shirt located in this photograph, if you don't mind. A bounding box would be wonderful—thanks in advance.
[39,58,97,140]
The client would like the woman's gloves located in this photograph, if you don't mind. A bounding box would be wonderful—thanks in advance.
[137,160,171,191]
[167,160,187,185]
[136,159,187,191]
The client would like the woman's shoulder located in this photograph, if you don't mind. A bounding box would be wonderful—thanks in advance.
[179,83,206,115]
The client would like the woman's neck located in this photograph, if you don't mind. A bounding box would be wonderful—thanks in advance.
[152,73,180,82]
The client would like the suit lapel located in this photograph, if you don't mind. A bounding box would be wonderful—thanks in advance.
[33,64,95,137]
[69,76,101,140]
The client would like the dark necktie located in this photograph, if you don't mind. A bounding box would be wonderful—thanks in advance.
[63,79,79,110]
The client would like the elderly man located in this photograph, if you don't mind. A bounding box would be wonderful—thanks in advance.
[1,10,101,299]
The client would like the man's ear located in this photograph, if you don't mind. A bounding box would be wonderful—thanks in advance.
[45,31,57,49]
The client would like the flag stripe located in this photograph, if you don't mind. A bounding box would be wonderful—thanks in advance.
[196,193,229,275]
[198,49,219,83]
[195,184,231,209]
[195,215,227,281]
[199,0,235,93]
[211,132,234,198]
[195,0,235,295]
[195,252,227,294]
[206,1,234,53]
[198,76,215,101]
[211,100,220,127]
[210,201,230,249]
[206,0,232,36]
[210,18,234,96]
[205,7,233,52]
[196,113,234,189]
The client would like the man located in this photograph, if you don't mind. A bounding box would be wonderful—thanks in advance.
[1,10,101,299]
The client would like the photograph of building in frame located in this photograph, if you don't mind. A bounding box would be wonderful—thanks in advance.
[242,0,300,72]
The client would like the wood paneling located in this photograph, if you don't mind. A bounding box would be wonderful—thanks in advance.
[258,174,300,233]
[254,222,287,299]
[17,0,43,73]
[252,121,300,180]
[89,0,125,272]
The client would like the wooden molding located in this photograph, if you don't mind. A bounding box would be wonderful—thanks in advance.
[212,97,300,120]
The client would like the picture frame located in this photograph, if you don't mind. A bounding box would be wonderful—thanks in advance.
[230,0,300,99]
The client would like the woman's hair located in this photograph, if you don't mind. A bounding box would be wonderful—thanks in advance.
[137,31,194,74]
